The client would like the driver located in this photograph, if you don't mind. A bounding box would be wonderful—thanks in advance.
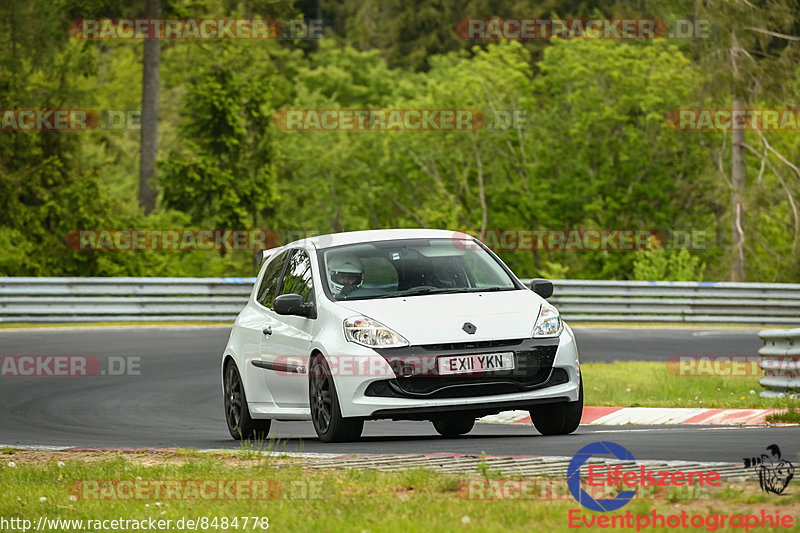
[328,254,364,299]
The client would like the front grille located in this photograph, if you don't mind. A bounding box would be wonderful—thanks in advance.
[365,366,571,399]
[417,339,523,351]
[371,338,560,398]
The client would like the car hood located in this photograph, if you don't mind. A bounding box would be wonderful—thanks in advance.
[335,289,544,345]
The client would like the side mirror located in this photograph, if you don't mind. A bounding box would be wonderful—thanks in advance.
[530,278,553,299]
[274,294,313,317]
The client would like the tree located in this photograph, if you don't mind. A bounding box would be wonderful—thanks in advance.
[526,39,713,279]
[139,0,160,214]
[660,0,800,280]
[159,40,294,234]
[0,0,115,275]
[317,0,630,70]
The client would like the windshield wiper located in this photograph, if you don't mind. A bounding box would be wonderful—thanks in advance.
[371,285,518,299]
[375,287,468,299]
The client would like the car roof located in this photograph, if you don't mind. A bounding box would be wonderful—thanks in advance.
[288,229,474,250]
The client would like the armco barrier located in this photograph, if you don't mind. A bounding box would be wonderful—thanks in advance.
[546,280,800,326]
[758,328,800,398]
[0,277,799,325]
[0,277,254,323]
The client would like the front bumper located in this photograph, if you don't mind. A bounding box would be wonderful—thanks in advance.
[369,337,561,398]
[331,326,581,419]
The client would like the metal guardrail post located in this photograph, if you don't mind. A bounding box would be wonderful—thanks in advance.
[758,328,800,398]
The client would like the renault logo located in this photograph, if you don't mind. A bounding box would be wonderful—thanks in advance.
[462,322,477,335]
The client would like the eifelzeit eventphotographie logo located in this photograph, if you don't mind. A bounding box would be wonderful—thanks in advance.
[743,444,795,495]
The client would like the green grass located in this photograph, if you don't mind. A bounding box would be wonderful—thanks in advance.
[582,361,798,411]
[475,452,504,481]
[0,454,797,533]
[171,448,203,458]
[766,407,800,424]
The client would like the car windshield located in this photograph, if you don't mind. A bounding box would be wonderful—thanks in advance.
[320,238,517,301]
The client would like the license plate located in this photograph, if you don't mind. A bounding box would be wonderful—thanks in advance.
[437,352,515,375]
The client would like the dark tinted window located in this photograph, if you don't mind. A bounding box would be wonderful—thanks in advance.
[257,250,289,308]
[321,238,515,300]
[278,249,314,303]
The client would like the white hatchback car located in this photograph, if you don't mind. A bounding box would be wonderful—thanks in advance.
[221,229,582,442]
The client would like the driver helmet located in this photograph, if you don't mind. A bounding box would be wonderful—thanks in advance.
[328,253,364,288]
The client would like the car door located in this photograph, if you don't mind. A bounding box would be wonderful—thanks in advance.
[248,249,290,401]
[261,248,316,408]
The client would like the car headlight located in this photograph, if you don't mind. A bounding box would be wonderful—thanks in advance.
[344,316,409,348]
[533,302,563,338]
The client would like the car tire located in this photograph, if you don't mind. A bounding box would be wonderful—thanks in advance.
[309,354,363,443]
[529,378,583,436]
[432,417,475,437]
[223,361,272,440]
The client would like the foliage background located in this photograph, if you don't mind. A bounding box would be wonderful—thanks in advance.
[1,0,799,282]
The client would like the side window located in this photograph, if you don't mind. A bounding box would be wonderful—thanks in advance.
[278,249,314,303]
[256,250,290,308]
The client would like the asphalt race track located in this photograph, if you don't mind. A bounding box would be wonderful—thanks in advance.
[0,325,794,463]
